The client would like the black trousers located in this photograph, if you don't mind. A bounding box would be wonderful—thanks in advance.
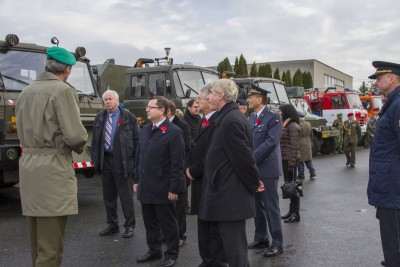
[176,190,187,240]
[208,220,248,267]
[198,218,226,266]
[142,203,179,260]
[282,160,300,213]
[102,154,135,228]
[377,207,400,267]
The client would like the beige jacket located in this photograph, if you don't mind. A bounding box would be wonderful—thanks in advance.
[16,72,87,217]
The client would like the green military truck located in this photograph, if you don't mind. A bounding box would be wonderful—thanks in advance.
[122,50,220,125]
[286,86,340,155]
[0,34,102,187]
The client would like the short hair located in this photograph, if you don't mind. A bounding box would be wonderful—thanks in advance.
[199,83,213,97]
[167,100,177,115]
[279,104,300,124]
[150,96,168,116]
[187,99,197,107]
[211,79,238,102]
[45,59,69,75]
[102,90,119,101]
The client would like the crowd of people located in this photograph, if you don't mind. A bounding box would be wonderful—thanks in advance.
[13,46,400,267]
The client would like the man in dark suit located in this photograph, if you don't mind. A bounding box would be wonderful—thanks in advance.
[246,83,284,257]
[91,90,140,238]
[167,101,191,247]
[186,84,220,267]
[134,96,184,267]
[198,79,262,267]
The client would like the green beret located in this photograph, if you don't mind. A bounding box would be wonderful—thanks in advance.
[46,46,76,66]
[338,113,343,116]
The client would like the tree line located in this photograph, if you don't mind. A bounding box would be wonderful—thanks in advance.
[217,54,313,88]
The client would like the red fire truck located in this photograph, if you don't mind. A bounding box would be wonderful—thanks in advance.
[304,87,368,144]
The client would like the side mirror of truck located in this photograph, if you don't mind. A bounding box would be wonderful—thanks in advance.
[185,89,191,98]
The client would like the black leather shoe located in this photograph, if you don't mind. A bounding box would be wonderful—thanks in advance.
[350,164,355,167]
[122,226,134,238]
[198,261,211,267]
[136,251,163,263]
[248,240,270,249]
[161,258,176,267]
[263,246,283,257]
[179,239,185,246]
[381,260,386,266]
[284,213,300,223]
[281,211,292,220]
[99,225,119,236]
[346,161,350,166]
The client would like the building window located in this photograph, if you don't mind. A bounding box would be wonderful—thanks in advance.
[324,74,344,88]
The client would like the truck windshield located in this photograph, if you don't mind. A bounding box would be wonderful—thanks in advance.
[346,93,363,109]
[258,82,290,104]
[372,97,383,110]
[175,70,219,98]
[0,50,96,95]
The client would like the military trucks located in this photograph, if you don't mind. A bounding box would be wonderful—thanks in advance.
[287,87,340,155]
[122,49,220,125]
[0,34,102,187]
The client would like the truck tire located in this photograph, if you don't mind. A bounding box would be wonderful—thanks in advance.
[320,137,337,155]
[312,135,321,157]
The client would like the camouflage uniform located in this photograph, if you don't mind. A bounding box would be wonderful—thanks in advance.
[332,118,344,153]
[364,116,378,148]
[343,119,361,167]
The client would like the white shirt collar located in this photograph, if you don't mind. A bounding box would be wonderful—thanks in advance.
[256,106,266,118]
[205,111,217,120]
[169,116,175,122]
[154,118,166,128]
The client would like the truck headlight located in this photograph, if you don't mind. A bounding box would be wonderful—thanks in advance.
[6,148,19,160]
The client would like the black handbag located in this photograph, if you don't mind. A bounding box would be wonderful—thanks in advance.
[281,182,298,199]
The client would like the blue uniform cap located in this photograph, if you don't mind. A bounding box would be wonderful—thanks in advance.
[368,61,400,79]
[246,83,270,97]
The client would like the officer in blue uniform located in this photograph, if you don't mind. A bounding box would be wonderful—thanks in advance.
[367,61,400,267]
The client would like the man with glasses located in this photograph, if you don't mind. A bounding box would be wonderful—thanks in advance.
[134,96,185,267]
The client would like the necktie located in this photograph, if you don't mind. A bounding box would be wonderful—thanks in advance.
[105,113,113,150]
[152,124,157,131]
[201,118,209,128]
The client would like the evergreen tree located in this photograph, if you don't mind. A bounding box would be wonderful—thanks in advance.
[217,61,224,74]
[236,54,248,78]
[258,64,267,77]
[293,69,303,86]
[286,70,292,86]
[304,71,313,89]
[359,81,369,94]
[223,57,233,72]
[265,63,272,78]
[282,71,287,85]
[234,57,239,74]
[302,71,308,88]
[250,62,258,77]
[273,68,280,80]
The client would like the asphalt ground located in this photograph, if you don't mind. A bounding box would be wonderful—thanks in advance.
[0,147,383,267]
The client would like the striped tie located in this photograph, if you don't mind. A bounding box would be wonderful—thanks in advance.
[105,113,113,150]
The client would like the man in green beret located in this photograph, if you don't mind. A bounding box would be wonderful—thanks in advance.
[16,46,88,267]
[332,113,344,154]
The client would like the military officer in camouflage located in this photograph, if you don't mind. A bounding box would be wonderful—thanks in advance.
[364,108,379,148]
[332,113,344,154]
[343,113,361,167]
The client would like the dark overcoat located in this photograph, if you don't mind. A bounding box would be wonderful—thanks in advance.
[134,119,184,204]
[198,102,260,221]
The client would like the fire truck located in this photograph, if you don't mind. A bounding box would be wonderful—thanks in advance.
[304,87,368,144]
[0,34,102,187]
[360,92,383,117]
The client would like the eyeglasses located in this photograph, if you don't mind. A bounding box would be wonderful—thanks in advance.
[146,105,162,109]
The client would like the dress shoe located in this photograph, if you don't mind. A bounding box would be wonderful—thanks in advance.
[338,151,344,154]
[198,261,211,267]
[248,240,270,249]
[284,213,300,223]
[179,239,185,247]
[161,258,176,267]
[99,225,119,236]
[122,226,134,238]
[310,174,316,179]
[263,246,283,257]
[136,251,163,263]
[381,261,386,266]
[350,164,355,168]
[281,211,292,220]
[346,161,350,166]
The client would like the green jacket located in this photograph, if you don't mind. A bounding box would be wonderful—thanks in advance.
[16,72,87,217]
[343,119,361,144]
[332,118,344,133]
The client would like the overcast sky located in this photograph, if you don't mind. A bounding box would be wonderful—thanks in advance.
[1,0,399,89]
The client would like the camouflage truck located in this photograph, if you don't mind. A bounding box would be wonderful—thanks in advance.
[122,49,220,125]
[0,34,102,187]
[287,87,340,155]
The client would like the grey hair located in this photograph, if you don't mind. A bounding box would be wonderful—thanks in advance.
[102,90,119,100]
[211,79,238,102]
[45,59,68,75]
[199,83,213,97]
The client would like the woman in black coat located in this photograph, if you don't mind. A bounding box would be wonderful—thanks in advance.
[279,104,301,223]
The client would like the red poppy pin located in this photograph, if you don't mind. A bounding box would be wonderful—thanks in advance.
[256,118,261,125]
[160,126,167,133]
[117,119,122,126]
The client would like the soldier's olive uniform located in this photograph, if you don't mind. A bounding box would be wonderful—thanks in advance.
[343,119,361,167]
[332,118,344,153]
[364,116,378,148]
